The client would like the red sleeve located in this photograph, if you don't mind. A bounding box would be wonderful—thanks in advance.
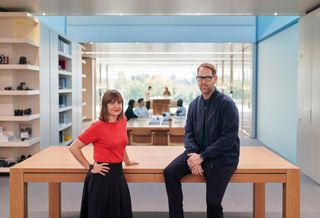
[78,121,100,145]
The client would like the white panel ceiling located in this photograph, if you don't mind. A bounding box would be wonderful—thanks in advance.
[1,0,319,15]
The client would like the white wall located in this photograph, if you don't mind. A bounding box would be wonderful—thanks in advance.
[257,23,299,163]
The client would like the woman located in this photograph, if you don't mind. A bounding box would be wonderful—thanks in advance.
[125,99,138,120]
[69,90,138,218]
[162,86,171,97]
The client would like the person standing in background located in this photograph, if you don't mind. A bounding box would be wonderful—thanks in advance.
[144,86,152,110]
[163,87,171,97]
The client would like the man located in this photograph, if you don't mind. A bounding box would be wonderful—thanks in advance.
[164,63,239,218]
[144,86,152,110]
[134,98,149,118]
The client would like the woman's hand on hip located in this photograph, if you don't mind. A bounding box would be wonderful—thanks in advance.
[91,163,110,176]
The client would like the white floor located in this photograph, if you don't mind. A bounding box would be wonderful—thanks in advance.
[1,172,320,218]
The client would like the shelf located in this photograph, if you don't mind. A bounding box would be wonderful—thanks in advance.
[58,51,72,59]
[81,59,86,64]
[0,137,40,147]
[82,88,86,92]
[58,89,72,94]
[0,90,40,96]
[82,116,87,121]
[0,114,40,121]
[60,138,74,146]
[82,74,86,78]
[0,64,39,71]
[0,38,39,47]
[59,122,72,131]
[59,106,72,113]
[0,168,10,173]
[58,70,72,76]
[82,102,87,106]
[0,12,39,24]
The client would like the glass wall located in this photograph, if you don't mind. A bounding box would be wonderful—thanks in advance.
[92,43,253,138]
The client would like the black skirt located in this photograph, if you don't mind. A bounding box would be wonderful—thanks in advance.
[80,163,133,218]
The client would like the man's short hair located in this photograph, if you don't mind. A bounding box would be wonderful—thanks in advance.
[148,86,152,89]
[138,98,144,103]
[197,63,217,76]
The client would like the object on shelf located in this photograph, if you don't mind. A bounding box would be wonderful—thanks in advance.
[14,108,32,116]
[0,159,16,167]
[18,56,27,64]
[59,95,67,107]
[18,154,32,163]
[23,108,32,115]
[20,127,32,141]
[59,113,67,124]
[59,78,67,89]
[0,129,14,142]
[59,131,64,143]
[59,60,66,70]
[64,134,72,142]
[4,86,13,90]
[0,54,9,64]
[16,82,32,90]
[58,39,64,52]
[14,109,23,116]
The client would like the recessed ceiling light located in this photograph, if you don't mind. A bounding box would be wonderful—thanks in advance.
[182,42,186,45]
[136,42,140,45]
[228,42,232,45]
[196,13,200,16]
[89,42,93,45]
[119,13,123,16]
[42,13,46,16]
[274,12,278,16]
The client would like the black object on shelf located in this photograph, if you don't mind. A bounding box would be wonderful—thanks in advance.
[16,82,32,90]
[23,108,32,115]
[14,109,23,116]
[4,86,13,90]
[18,56,27,64]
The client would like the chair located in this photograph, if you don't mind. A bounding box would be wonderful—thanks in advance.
[129,128,155,146]
[167,127,185,146]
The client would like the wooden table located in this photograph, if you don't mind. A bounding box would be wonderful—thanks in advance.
[10,146,300,218]
[127,117,185,144]
[151,97,172,115]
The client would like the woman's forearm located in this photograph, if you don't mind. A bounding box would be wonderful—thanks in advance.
[69,139,91,169]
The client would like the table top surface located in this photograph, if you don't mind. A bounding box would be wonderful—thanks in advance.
[12,146,299,173]
[127,117,186,129]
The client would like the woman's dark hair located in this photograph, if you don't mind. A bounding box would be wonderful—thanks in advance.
[128,99,135,108]
[177,99,183,107]
[99,90,124,122]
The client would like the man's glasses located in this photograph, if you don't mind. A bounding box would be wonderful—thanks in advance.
[196,76,214,82]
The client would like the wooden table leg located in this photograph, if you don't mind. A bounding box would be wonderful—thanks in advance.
[253,183,265,218]
[10,168,28,218]
[49,183,61,218]
[283,169,300,218]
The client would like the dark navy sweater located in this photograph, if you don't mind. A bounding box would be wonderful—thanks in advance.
[184,89,240,167]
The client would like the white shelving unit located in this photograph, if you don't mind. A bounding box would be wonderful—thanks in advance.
[49,33,82,146]
[0,12,41,173]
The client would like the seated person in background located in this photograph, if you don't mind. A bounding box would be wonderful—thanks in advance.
[175,99,186,116]
[163,87,171,97]
[125,99,138,120]
[134,98,150,118]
